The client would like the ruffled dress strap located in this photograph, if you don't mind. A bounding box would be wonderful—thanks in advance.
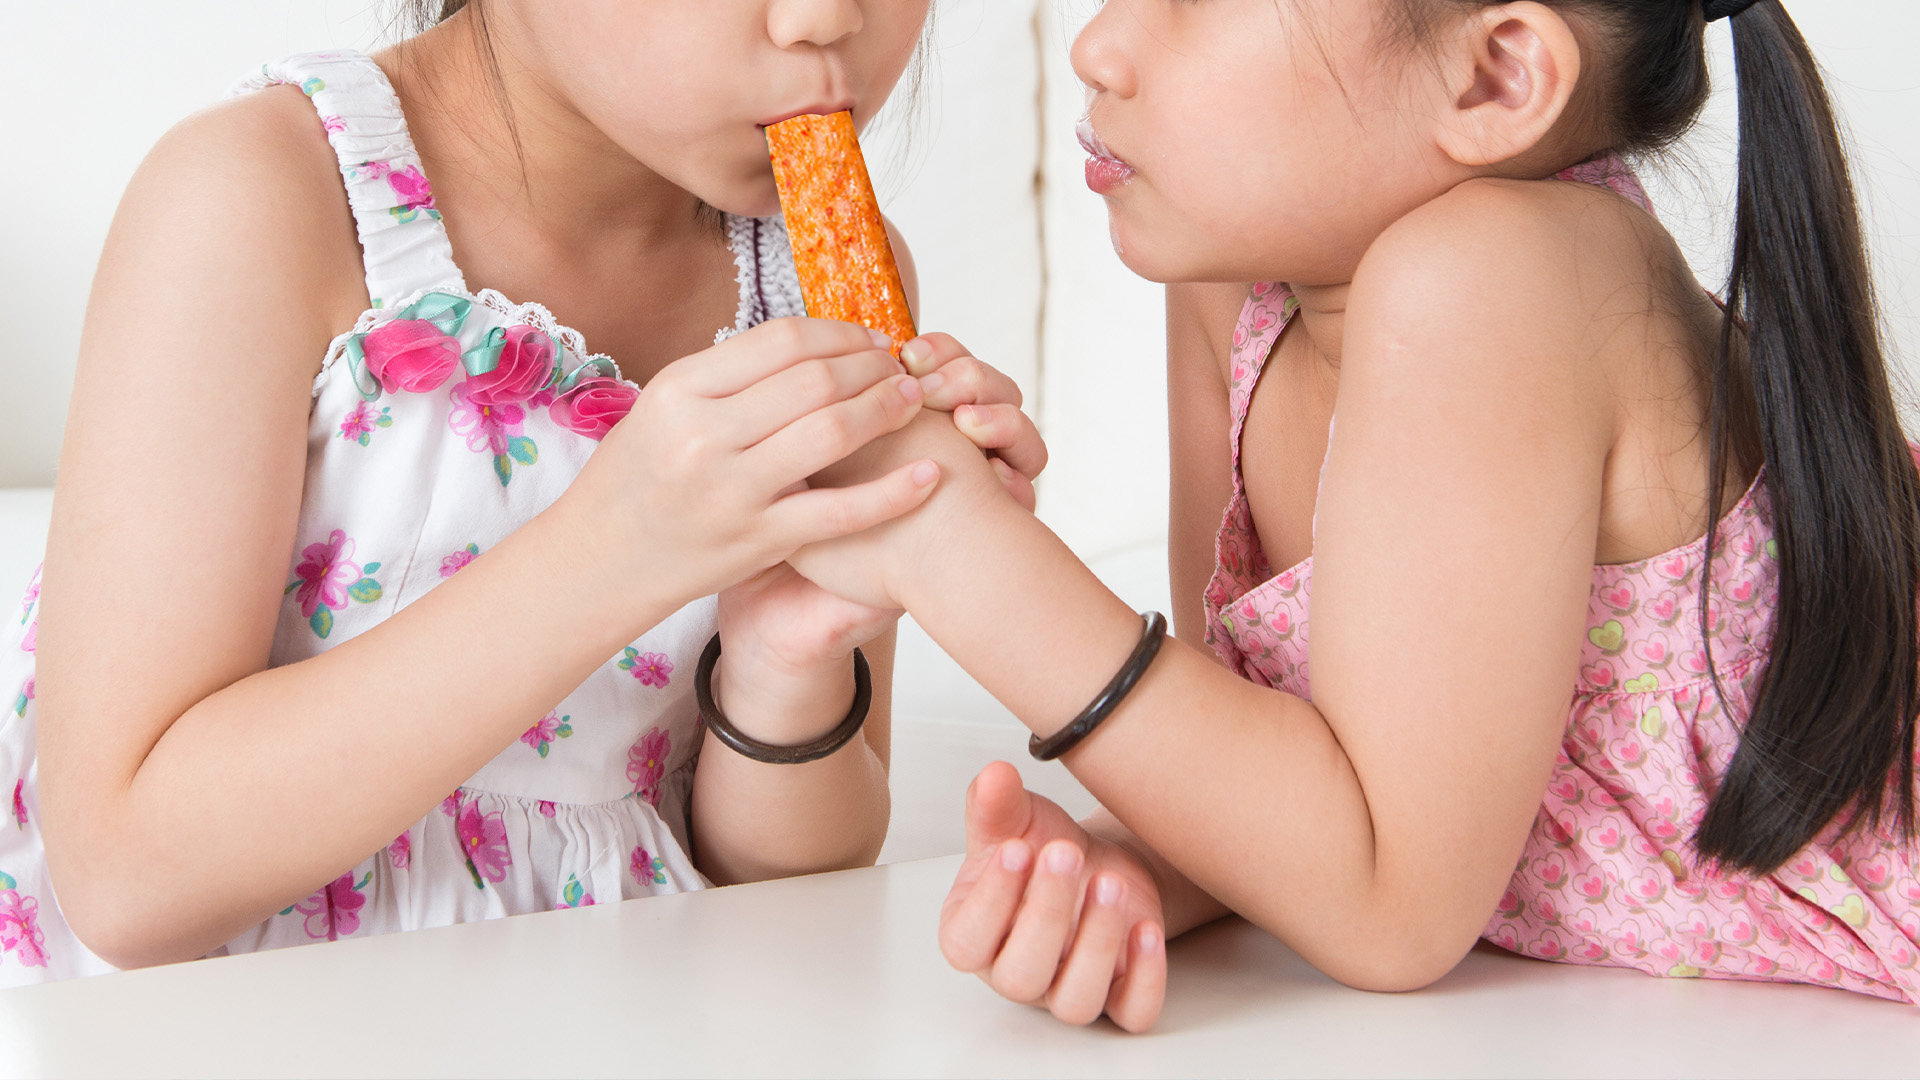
[230,51,467,310]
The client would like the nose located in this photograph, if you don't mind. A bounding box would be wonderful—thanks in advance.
[768,0,864,49]
[1070,1,1138,100]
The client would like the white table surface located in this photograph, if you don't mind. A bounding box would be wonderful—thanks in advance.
[1,854,1915,1079]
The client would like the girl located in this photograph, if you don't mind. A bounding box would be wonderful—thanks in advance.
[787,0,1920,1029]
[0,0,1045,984]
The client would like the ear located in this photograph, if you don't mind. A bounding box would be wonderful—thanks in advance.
[1432,3,1582,168]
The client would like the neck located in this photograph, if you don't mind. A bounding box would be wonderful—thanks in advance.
[1287,282,1350,370]
[381,13,715,253]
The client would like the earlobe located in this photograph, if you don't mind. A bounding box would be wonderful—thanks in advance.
[1433,3,1581,169]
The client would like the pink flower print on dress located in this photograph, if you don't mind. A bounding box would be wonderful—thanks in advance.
[457,801,511,887]
[538,800,557,818]
[441,543,481,578]
[18,619,33,654]
[440,790,465,817]
[17,563,39,622]
[555,874,595,910]
[388,831,411,870]
[285,529,383,639]
[618,648,673,687]
[448,383,539,487]
[10,780,24,830]
[337,401,393,446]
[320,114,347,134]
[627,728,671,806]
[361,319,461,396]
[520,712,574,758]
[293,871,371,942]
[631,845,667,886]
[464,326,558,408]
[549,376,639,440]
[0,878,48,969]
[387,165,441,223]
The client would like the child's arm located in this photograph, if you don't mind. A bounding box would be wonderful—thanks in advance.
[36,93,936,969]
[792,181,1617,992]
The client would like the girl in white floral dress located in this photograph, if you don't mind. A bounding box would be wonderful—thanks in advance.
[0,2,1042,984]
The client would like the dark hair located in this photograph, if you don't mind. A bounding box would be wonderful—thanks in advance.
[1393,0,1919,874]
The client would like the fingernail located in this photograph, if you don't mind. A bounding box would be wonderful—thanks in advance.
[911,461,940,486]
[1001,840,1032,873]
[898,376,924,405]
[900,339,932,369]
[870,329,895,351]
[1095,874,1123,906]
[918,371,945,395]
[1139,924,1160,951]
[958,404,980,426]
[1045,843,1080,875]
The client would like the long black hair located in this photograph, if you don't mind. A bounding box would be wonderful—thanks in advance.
[1392,0,1919,874]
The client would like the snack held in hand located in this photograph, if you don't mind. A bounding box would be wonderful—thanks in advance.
[766,111,916,354]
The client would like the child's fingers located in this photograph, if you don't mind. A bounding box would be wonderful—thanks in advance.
[992,458,1039,514]
[987,840,1086,1004]
[691,318,894,396]
[938,839,1035,972]
[1044,873,1132,1026]
[1103,921,1168,1034]
[963,761,1035,859]
[898,332,973,378]
[725,348,904,447]
[956,404,1049,481]
[764,459,939,548]
[917,354,1024,410]
[747,374,925,487]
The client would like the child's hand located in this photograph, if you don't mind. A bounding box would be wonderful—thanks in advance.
[902,334,1048,512]
[939,762,1168,1032]
[560,318,936,611]
[715,333,1047,684]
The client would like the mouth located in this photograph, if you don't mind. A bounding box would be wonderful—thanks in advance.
[759,101,858,129]
[1077,117,1135,194]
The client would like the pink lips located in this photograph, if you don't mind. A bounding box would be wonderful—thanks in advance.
[1077,118,1134,194]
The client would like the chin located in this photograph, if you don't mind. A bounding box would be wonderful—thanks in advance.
[696,172,783,221]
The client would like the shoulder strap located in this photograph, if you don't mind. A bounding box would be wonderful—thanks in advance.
[231,51,467,310]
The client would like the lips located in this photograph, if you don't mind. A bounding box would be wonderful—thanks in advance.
[760,101,858,129]
[1077,117,1134,194]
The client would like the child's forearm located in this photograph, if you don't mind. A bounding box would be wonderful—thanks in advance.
[1081,808,1230,938]
[884,484,1481,989]
[688,634,893,884]
[42,497,686,969]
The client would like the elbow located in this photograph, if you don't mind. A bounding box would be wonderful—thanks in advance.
[53,871,190,972]
[46,838,204,971]
[1247,906,1480,994]
[1321,943,1470,994]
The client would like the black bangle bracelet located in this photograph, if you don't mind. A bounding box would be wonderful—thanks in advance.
[1029,611,1168,762]
[694,634,872,765]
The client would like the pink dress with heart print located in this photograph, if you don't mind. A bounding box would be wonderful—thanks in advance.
[1202,158,1920,1004]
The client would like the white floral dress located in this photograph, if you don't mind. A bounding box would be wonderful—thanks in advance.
[0,50,807,985]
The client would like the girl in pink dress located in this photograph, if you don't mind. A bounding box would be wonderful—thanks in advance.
[783,0,1920,1028]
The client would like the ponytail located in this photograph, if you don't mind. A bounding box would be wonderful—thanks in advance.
[1692,1,1920,872]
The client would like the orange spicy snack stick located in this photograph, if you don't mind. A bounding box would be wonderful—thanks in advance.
[766,111,916,355]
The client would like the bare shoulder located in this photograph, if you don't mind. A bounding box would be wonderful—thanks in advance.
[1346,177,1660,414]
[107,85,369,336]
